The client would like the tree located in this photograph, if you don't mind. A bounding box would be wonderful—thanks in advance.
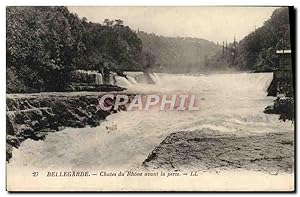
[7,6,160,93]
[7,6,86,92]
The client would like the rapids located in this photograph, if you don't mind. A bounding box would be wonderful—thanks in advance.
[8,72,293,170]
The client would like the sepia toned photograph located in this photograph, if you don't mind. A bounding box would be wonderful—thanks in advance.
[6,6,295,192]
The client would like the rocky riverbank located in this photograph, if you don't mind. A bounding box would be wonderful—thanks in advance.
[143,129,294,174]
[265,73,294,122]
[6,92,133,161]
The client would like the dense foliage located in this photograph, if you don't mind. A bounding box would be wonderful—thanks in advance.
[7,6,145,93]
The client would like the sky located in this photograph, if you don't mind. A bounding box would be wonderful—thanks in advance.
[68,6,278,44]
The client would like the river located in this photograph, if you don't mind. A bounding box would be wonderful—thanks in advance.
[7,72,294,171]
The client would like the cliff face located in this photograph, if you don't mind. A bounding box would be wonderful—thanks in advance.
[6,92,133,161]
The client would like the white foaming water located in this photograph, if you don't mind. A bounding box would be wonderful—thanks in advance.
[8,72,294,171]
[114,76,134,87]
[126,76,138,85]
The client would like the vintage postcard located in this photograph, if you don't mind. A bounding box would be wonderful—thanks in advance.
[6,6,295,192]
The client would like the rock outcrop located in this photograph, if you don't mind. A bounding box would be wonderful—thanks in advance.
[143,130,294,173]
[6,92,133,161]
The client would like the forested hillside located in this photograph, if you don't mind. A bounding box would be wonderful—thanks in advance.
[7,7,292,93]
[7,6,148,93]
[207,7,291,72]
[137,31,221,73]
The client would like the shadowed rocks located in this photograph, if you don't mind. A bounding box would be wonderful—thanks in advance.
[6,93,133,161]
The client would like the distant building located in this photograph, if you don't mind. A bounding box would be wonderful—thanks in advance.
[267,49,293,97]
[276,49,292,71]
[274,49,292,80]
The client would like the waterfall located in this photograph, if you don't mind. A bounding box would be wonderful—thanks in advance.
[115,72,160,88]
[114,76,133,87]
[127,76,138,85]
[8,72,293,171]
[95,73,103,85]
